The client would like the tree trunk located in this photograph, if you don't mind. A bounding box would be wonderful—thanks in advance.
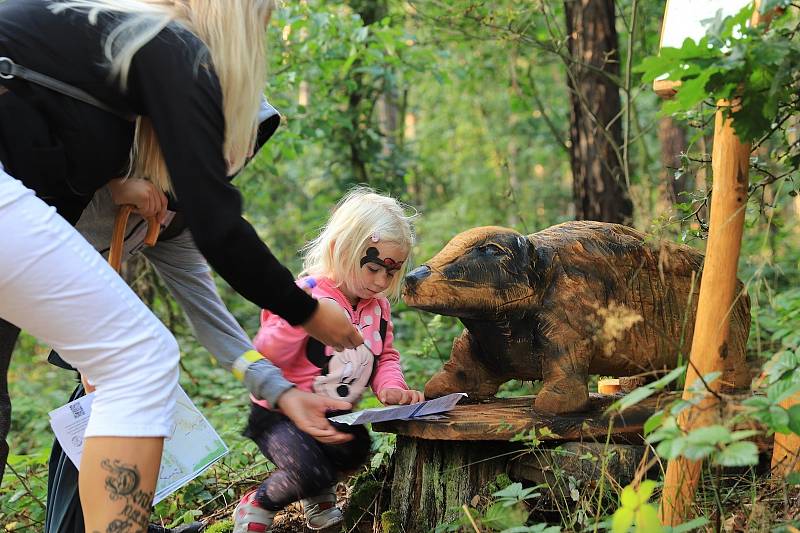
[343,0,390,185]
[658,117,689,204]
[564,0,633,224]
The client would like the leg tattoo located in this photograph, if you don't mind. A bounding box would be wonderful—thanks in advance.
[98,459,154,532]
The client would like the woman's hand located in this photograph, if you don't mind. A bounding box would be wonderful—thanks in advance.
[81,375,96,394]
[377,388,425,405]
[108,178,168,223]
[275,388,353,444]
[302,298,363,352]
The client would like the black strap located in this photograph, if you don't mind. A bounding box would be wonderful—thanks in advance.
[0,56,136,122]
[306,337,328,372]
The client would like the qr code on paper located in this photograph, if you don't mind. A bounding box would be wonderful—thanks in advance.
[69,402,86,419]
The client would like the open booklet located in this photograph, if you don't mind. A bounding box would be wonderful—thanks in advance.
[328,392,467,425]
[48,385,228,506]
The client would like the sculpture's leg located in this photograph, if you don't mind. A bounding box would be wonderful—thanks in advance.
[534,344,590,414]
[424,330,505,400]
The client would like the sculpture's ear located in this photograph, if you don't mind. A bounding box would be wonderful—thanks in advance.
[525,236,547,289]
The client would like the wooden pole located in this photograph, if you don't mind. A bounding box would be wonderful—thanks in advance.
[658,102,750,525]
[772,393,800,476]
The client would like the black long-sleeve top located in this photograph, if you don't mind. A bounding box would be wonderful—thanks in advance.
[0,0,317,325]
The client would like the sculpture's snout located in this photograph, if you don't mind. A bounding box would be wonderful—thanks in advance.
[404,265,431,294]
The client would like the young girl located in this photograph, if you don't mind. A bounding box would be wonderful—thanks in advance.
[234,188,425,532]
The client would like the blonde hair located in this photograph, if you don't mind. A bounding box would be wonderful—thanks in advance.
[49,0,274,193]
[302,187,417,301]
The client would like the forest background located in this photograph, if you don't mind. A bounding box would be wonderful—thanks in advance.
[4,0,800,531]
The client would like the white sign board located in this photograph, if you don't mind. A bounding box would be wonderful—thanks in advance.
[659,0,753,49]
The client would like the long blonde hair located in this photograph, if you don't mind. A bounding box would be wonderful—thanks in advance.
[302,187,417,301]
[49,0,274,192]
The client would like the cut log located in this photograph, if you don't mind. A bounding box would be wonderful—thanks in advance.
[388,436,517,532]
[380,394,666,532]
[374,393,674,443]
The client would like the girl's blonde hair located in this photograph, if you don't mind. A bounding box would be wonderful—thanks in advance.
[49,0,274,193]
[302,187,416,301]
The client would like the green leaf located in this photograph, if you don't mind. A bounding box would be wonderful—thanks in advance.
[653,366,687,390]
[785,472,800,485]
[788,404,800,435]
[620,485,639,509]
[715,441,759,467]
[617,387,656,412]
[493,482,526,500]
[729,430,760,442]
[635,504,663,533]
[612,507,635,533]
[483,502,528,530]
[644,411,664,436]
[770,405,791,433]
[637,480,658,503]
[686,425,731,445]
[665,516,709,533]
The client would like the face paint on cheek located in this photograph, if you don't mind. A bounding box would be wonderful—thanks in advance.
[360,247,404,273]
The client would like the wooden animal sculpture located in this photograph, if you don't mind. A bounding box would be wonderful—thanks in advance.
[403,221,751,414]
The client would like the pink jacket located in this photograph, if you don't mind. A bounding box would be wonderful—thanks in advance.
[251,276,409,409]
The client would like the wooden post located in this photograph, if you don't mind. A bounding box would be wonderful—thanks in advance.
[772,393,800,476]
[658,102,750,525]
[654,3,786,522]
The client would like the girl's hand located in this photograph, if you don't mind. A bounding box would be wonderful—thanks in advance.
[108,178,168,223]
[302,298,363,351]
[378,388,425,405]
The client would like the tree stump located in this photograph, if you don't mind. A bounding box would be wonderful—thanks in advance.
[374,394,668,532]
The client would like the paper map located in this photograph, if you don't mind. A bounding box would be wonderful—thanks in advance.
[49,385,228,505]
[328,392,466,425]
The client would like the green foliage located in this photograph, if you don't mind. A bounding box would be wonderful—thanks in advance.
[0,451,49,530]
[510,426,558,449]
[611,481,662,533]
[636,3,798,142]
[433,482,558,533]
[744,342,800,436]
[204,519,233,533]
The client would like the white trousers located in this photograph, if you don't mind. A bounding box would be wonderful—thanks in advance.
[0,166,178,437]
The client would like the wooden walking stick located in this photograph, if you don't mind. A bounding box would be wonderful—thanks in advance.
[108,205,160,272]
[80,205,159,394]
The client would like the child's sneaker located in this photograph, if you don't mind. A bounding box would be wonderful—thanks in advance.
[302,486,343,530]
[233,489,275,533]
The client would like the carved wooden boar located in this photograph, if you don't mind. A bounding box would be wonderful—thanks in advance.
[404,221,751,414]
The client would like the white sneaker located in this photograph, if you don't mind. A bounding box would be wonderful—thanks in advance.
[233,489,275,533]
[302,486,343,530]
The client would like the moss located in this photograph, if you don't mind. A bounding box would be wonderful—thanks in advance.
[204,519,233,533]
[343,477,384,531]
[487,473,513,495]
[380,510,403,533]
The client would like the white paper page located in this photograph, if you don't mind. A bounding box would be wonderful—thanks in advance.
[49,386,228,505]
[48,393,93,468]
[329,392,466,425]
